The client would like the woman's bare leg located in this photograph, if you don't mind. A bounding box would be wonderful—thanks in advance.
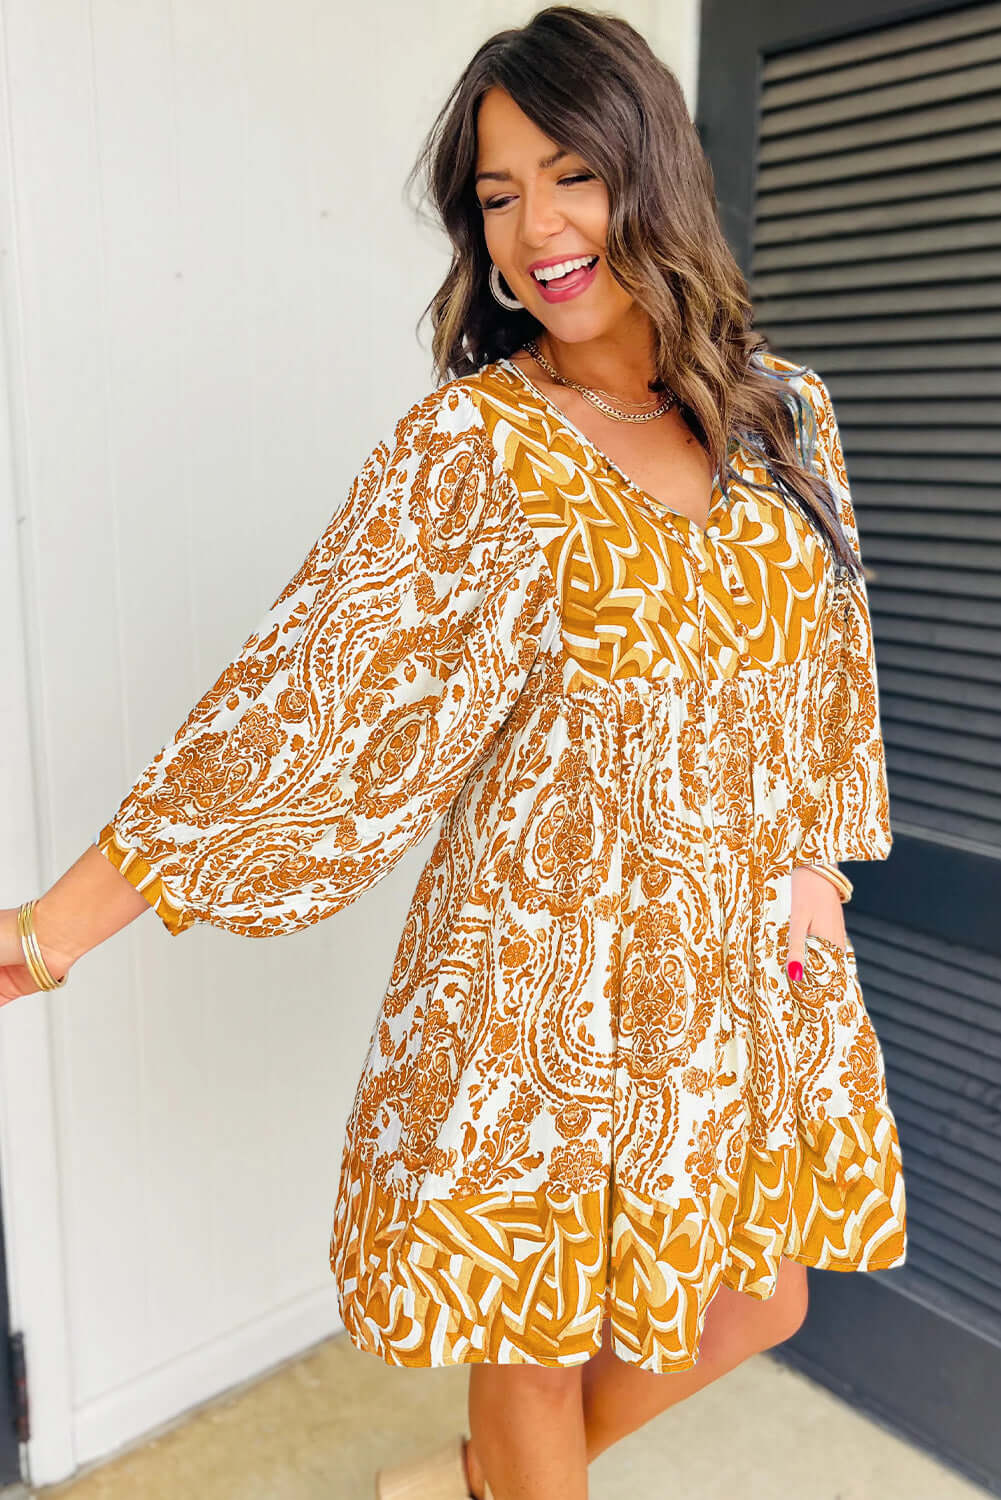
[462,1258,808,1497]
[465,1362,587,1500]
[581,1258,809,1461]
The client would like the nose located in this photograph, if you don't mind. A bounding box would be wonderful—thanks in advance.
[518,180,567,246]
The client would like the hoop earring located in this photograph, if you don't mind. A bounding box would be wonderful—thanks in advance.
[489,262,524,311]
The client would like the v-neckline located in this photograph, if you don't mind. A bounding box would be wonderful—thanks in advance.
[500,355,729,541]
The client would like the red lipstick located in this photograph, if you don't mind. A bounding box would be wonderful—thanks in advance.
[526,253,600,305]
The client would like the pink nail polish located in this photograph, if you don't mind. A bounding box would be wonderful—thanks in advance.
[787,960,803,982]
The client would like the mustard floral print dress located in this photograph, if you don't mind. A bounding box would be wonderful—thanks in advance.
[96,349,907,1374]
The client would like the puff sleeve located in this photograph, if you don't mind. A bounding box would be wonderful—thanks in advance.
[95,384,557,937]
[794,370,893,865]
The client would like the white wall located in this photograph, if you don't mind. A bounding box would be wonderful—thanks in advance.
[0,0,699,1485]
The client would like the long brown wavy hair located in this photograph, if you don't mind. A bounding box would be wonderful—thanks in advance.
[404,4,862,580]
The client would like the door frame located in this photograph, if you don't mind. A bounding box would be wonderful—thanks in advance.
[0,6,77,1484]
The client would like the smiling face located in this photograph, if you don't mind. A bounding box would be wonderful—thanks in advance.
[473,85,640,347]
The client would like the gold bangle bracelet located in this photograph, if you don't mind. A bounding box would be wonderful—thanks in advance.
[801,862,853,904]
[17,900,68,990]
[816,865,853,902]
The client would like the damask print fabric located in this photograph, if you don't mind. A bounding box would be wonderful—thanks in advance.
[96,350,907,1373]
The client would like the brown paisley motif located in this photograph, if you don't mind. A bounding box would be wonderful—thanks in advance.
[555,1100,593,1139]
[401,999,463,1165]
[620,919,693,1085]
[684,1101,746,1198]
[274,685,310,721]
[500,745,616,917]
[162,714,283,818]
[550,1140,605,1192]
[353,694,444,816]
[841,1012,888,1111]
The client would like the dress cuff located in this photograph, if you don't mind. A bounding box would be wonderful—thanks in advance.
[95,823,196,936]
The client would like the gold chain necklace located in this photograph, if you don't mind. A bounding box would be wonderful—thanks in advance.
[526,338,677,423]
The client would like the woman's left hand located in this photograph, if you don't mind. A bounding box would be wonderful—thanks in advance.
[786,866,848,981]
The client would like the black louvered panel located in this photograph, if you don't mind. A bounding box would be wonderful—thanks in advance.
[847,912,1001,1336]
[838,401,1001,433]
[704,0,1001,1475]
[903,1182,1001,1275]
[755,253,1001,299]
[864,508,1001,538]
[822,418,1001,455]
[759,159,1001,216]
[759,280,1001,321]
[751,0,1001,855]
[786,343,997,369]
[838,475,1000,505]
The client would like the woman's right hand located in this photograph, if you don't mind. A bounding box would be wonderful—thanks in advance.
[0,907,72,1005]
[0,847,156,1006]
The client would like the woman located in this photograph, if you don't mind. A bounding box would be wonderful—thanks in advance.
[2,7,906,1500]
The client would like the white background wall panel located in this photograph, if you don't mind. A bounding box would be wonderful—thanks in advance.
[0,0,698,1482]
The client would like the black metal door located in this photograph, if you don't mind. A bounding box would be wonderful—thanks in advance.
[0,1168,22,1482]
[697,1,1001,1492]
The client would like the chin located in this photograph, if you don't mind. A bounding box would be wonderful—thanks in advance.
[541,313,619,344]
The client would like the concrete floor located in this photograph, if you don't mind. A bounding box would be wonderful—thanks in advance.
[25,1330,991,1500]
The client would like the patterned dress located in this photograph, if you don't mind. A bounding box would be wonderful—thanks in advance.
[96,349,907,1373]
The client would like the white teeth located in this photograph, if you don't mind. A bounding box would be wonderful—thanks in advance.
[532,255,597,283]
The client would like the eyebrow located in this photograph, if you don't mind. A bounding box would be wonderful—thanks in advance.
[474,148,571,187]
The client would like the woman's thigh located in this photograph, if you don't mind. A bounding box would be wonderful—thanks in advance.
[691,1255,810,1364]
[577,1259,808,1460]
[594,1256,808,1368]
